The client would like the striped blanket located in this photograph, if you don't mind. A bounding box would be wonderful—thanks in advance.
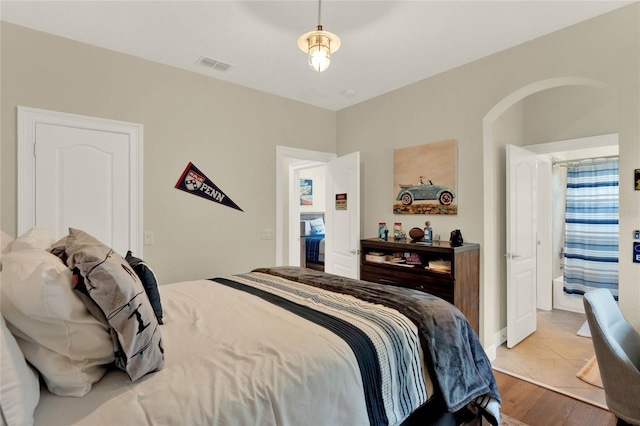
[212,271,431,425]
[253,267,501,425]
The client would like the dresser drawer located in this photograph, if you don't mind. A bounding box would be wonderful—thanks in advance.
[360,264,454,303]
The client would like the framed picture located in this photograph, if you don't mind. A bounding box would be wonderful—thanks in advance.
[300,179,313,205]
[393,139,458,215]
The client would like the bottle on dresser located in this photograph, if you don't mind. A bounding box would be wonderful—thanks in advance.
[424,221,433,244]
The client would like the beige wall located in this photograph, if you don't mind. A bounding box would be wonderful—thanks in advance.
[1,22,336,284]
[523,85,618,145]
[336,4,639,347]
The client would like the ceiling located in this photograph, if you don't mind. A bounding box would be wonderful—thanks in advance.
[1,1,633,111]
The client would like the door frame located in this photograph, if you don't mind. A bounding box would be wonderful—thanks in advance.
[275,146,336,266]
[17,106,144,253]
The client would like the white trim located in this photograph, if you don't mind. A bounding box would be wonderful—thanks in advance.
[17,106,144,255]
[536,155,553,311]
[288,166,302,266]
[525,133,618,154]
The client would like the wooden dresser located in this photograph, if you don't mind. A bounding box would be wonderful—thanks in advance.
[360,238,480,333]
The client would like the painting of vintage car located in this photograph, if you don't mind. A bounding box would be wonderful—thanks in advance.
[393,139,458,215]
[396,179,456,206]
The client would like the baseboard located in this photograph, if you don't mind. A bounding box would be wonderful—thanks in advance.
[485,327,507,361]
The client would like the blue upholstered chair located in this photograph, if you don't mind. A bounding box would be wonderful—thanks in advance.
[583,289,640,425]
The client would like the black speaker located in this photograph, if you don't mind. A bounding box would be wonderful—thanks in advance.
[450,229,463,247]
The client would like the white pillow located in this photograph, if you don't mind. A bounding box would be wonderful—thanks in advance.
[0,312,40,426]
[10,227,55,252]
[1,230,13,255]
[303,220,312,236]
[1,231,14,272]
[1,248,114,397]
[65,228,164,382]
[309,217,325,235]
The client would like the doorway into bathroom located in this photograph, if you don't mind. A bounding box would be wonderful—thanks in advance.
[527,133,619,314]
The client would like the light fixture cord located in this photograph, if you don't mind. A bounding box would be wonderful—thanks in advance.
[317,0,322,27]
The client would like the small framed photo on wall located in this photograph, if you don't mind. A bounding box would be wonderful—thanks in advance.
[300,179,313,205]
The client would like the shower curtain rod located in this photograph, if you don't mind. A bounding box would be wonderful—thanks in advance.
[552,155,619,166]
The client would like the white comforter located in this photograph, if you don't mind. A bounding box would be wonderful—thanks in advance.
[34,276,431,425]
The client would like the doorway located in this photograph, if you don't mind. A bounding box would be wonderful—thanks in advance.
[481,77,616,357]
[275,146,335,267]
[290,161,327,267]
[526,133,619,313]
[275,147,361,279]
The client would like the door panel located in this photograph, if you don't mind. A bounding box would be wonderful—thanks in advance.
[36,123,130,254]
[324,152,360,278]
[506,144,537,348]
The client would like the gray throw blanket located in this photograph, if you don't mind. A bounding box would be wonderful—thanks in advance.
[253,267,501,417]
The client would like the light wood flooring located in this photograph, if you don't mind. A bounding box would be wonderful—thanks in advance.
[494,371,616,426]
[492,308,606,408]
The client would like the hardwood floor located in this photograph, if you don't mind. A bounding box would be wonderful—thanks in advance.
[494,371,617,426]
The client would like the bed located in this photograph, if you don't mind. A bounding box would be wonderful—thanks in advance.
[1,228,500,426]
[300,212,326,271]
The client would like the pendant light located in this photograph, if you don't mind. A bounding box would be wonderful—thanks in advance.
[297,0,341,72]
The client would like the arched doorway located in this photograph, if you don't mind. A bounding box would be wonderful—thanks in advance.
[481,77,615,357]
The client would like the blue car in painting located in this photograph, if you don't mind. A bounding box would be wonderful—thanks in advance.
[396,180,455,206]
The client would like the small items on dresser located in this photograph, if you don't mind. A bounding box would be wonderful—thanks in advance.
[393,222,406,240]
[378,222,388,240]
[408,227,425,241]
[424,221,433,244]
[426,259,451,273]
[450,229,463,247]
[405,253,422,265]
[365,252,386,263]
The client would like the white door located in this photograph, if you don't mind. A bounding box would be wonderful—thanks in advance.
[324,152,360,279]
[18,107,143,256]
[506,144,538,348]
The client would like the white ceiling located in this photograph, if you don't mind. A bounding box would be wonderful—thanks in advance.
[1,1,633,111]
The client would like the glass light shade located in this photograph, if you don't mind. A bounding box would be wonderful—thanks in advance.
[308,33,331,72]
[298,26,341,73]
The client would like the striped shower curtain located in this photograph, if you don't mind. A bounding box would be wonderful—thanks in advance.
[563,159,619,299]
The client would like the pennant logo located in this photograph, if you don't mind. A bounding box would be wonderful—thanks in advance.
[175,162,243,212]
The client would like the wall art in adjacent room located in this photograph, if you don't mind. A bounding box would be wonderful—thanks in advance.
[300,178,313,205]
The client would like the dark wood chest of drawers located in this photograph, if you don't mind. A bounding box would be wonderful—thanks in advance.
[360,238,480,333]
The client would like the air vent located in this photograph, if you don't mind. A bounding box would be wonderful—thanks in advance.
[196,56,232,72]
